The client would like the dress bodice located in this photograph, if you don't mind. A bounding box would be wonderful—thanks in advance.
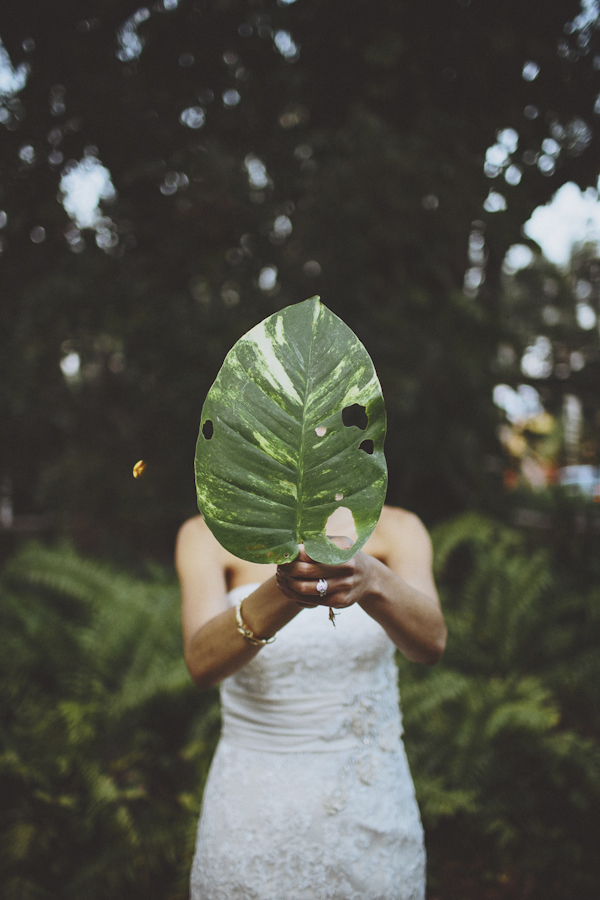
[221,584,403,754]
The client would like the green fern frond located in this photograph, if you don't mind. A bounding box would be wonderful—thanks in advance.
[403,512,600,895]
[0,540,215,900]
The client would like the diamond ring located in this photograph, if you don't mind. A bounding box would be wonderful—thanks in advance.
[316,578,328,598]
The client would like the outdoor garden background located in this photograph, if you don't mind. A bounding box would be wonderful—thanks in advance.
[2,1,600,898]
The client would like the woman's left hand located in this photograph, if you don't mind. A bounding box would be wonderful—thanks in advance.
[276,538,373,609]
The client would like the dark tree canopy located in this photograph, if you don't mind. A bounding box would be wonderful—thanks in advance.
[1,0,599,559]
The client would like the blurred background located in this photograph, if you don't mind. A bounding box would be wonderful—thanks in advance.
[1,1,600,898]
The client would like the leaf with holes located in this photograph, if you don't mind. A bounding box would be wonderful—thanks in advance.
[195,296,387,564]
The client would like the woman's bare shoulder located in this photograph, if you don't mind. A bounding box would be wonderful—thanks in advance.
[176,515,226,563]
[376,505,432,552]
[178,513,211,539]
[379,504,428,531]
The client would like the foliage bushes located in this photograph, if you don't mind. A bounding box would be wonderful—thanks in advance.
[402,514,600,899]
[1,515,599,898]
[0,543,219,900]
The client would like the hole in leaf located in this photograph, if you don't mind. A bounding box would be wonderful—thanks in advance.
[202,419,214,440]
[315,426,327,437]
[342,403,368,430]
[335,492,344,501]
[359,439,374,455]
[325,506,357,546]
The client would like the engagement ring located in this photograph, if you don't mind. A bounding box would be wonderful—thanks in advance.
[316,578,328,598]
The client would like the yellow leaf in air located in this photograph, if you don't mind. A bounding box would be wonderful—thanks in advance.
[133,460,147,478]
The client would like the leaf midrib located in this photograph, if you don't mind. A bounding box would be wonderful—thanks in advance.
[294,303,318,543]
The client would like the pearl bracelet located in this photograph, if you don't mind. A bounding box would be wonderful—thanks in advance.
[235,597,276,646]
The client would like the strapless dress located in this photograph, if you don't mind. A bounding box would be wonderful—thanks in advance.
[190,584,425,900]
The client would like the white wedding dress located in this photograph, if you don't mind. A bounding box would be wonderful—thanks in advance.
[190,584,425,900]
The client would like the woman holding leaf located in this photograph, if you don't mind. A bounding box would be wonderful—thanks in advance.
[177,299,446,900]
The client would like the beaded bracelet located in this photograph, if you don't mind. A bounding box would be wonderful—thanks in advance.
[235,597,276,646]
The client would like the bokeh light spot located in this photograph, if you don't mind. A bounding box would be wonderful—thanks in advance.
[522,61,540,81]
[258,266,277,290]
[303,260,321,277]
[503,244,534,274]
[19,145,35,165]
[521,337,553,379]
[60,157,116,228]
[273,215,292,238]
[483,191,507,212]
[60,352,81,378]
[294,144,312,160]
[505,164,522,185]
[0,38,30,98]
[576,302,597,329]
[422,194,439,209]
[494,384,543,422]
[245,155,269,189]
[223,89,241,107]
[537,154,555,176]
[116,8,150,62]
[274,30,299,60]
[180,106,205,128]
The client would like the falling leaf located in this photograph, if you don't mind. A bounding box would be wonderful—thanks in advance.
[133,460,147,478]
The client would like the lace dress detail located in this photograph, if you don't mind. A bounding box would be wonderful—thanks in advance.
[190,585,425,900]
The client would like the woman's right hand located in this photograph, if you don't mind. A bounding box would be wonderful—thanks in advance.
[275,538,368,610]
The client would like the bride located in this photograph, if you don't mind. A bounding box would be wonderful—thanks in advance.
[176,504,446,900]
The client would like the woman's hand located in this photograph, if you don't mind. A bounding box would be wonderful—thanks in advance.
[276,512,447,665]
[276,538,375,610]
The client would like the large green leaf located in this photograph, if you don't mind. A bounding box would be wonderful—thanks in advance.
[195,297,387,564]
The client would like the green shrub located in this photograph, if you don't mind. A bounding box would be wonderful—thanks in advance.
[2,517,600,899]
[399,514,600,899]
[0,542,219,900]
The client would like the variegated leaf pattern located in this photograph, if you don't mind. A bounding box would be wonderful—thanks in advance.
[195,296,387,564]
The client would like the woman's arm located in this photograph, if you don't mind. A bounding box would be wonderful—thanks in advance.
[276,509,446,665]
[176,517,301,689]
[357,511,446,664]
